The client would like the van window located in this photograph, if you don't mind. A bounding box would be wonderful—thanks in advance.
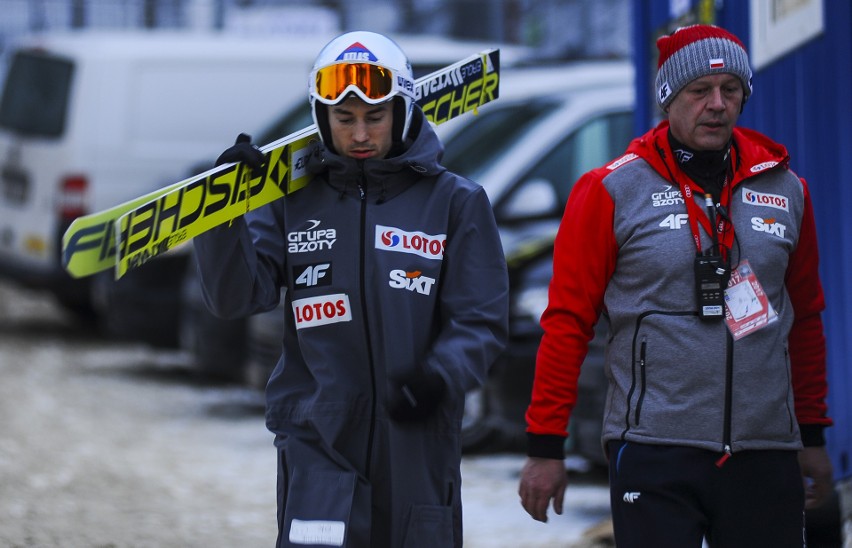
[0,51,74,138]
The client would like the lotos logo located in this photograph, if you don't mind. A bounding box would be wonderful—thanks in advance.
[388,269,436,295]
[375,225,446,260]
[336,42,378,62]
[291,294,352,329]
[742,188,789,212]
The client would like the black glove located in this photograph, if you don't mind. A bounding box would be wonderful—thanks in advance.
[388,368,447,423]
[215,133,265,169]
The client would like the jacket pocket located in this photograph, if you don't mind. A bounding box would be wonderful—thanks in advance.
[283,468,356,547]
[401,504,453,548]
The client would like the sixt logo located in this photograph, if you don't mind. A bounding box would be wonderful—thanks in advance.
[375,225,445,260]
[288,220,337,253]
[751,217,787,238]
[336,42,377,62]
[742,188,788,211]
[388,269,436,295]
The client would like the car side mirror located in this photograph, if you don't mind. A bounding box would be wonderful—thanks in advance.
[501,178,560,220]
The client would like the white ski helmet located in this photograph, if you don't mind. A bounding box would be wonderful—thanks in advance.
[309,31,416,152]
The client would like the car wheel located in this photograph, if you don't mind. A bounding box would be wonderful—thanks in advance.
[179,258,247,382]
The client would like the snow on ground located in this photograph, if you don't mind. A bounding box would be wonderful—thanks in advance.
[0,280,611,547]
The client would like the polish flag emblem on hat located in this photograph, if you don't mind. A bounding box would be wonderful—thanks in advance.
[709,58,725,69]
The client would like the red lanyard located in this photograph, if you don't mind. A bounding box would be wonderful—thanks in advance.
[676,174,734,258]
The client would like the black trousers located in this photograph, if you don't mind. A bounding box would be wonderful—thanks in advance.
[607,441,806,548]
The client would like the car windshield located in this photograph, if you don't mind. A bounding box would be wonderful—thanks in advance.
[440,99,560,182]
[0,51,74,138]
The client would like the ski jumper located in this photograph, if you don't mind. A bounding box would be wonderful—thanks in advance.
[195,107,509,547]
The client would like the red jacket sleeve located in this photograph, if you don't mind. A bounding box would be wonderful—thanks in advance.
[786,178,832,432]
[525,171,617,443]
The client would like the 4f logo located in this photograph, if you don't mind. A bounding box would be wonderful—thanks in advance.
[623,492,641,503]
[660,213,688,230]
[388,270,436,295]
[294,263,331,288]
[658,81,671,103]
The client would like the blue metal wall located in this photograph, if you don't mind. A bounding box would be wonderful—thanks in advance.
[632,0,852,480]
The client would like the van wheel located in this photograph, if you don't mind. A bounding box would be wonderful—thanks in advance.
[179,261,247,383]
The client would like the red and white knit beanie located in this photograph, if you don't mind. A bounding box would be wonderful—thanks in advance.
[655,24,753,110]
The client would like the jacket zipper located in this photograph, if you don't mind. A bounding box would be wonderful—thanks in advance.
[715,330,734,467]
[634,339,647,425]
[357,165,378,480]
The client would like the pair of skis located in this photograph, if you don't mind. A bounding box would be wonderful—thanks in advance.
[62,48,502,280]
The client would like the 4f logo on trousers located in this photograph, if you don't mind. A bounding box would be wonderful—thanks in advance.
[623,492,641,503]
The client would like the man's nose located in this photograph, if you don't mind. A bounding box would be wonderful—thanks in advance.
[353,120,370,142]
[707,87,726,110]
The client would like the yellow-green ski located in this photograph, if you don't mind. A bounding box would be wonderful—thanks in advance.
[61,49,501,279]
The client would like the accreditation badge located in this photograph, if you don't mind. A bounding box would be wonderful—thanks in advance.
[723,260,778,340]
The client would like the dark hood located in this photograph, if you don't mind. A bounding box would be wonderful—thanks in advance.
[306,106,448,204]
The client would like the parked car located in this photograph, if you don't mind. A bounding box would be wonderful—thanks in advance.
[226,61,636,456]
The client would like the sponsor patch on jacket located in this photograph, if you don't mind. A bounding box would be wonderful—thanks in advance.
[388,269,436,295]
[292,293,352,329]
[287,219,337,253]
[606,153,638,171]
[651,185,684,207]
[742,188,789,211]
[749,161,778,173]
[375,225,445,260]
[751,217,787,238]
[289,519,345,546]
[293,262,332,288]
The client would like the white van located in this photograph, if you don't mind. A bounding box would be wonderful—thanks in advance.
[0,30,335,314]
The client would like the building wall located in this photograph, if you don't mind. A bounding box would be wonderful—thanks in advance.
[632,0,852,484]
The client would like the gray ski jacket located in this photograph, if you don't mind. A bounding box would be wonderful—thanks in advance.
[194,107,509,547]
[527,121,830,461]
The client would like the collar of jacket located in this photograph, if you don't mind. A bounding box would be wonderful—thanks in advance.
[307,106,447,203]
[627,120,792,189]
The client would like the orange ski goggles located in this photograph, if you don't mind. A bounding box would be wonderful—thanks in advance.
[311,62,411,105]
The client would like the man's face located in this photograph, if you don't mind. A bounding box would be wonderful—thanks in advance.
[328,96,394,160]
[667,73,744,151]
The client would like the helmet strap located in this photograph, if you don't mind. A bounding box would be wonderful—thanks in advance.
[313,102,336,154]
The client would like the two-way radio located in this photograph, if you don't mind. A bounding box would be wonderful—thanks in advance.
[694,193,730,321]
